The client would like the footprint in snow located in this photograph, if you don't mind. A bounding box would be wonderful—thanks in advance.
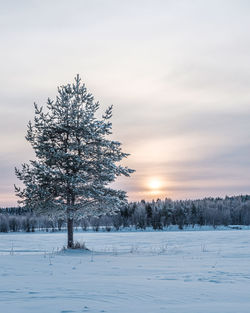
[82,306,89,311]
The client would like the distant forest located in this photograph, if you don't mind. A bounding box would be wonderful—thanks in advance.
[1,195,250,233]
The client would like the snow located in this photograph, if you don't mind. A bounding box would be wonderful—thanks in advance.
[1,230,250,313]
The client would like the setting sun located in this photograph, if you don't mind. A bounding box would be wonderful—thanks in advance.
[148,178,162,191]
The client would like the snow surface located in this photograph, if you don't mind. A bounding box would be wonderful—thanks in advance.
[1,230,250,313]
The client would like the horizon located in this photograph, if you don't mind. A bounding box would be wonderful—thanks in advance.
[1,0,250,206]
[2,193,250,209]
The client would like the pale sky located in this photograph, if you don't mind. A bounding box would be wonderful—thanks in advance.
[1,0,250,206]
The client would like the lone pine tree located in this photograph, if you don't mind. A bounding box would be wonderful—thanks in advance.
[15,75,134,248]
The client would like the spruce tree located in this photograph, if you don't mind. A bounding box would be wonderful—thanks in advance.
[15,75,134,248]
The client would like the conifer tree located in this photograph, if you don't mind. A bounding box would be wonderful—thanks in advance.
[15,75,134,248]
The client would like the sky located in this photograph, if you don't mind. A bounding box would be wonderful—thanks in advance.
[1,0,250,207]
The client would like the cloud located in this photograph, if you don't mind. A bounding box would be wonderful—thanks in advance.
[1,0,250,205]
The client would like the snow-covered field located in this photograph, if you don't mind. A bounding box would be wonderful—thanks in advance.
[1,230,250,313]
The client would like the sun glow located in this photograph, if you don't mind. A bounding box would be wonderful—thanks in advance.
[148,178,162,191]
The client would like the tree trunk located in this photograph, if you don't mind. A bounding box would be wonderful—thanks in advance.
[66,192,74,248]
[67,217,74,248]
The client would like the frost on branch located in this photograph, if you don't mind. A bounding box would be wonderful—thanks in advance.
[15,75,134,224]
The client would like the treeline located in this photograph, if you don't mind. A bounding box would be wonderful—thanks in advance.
[1,195,250,233]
